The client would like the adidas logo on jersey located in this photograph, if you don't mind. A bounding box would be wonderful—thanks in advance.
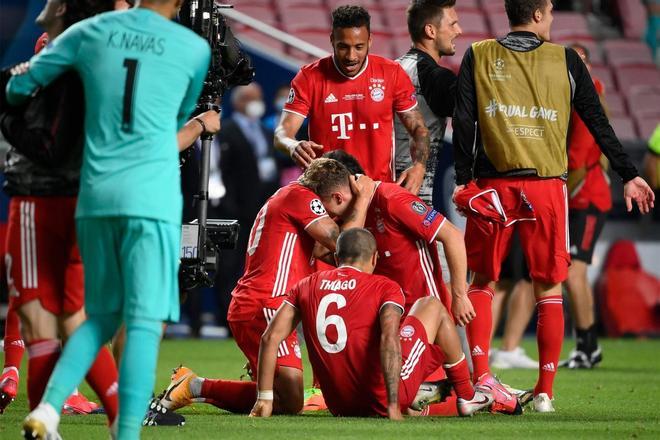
[472,345,486,356]
[324,93,338,103]
[542,362,555,372]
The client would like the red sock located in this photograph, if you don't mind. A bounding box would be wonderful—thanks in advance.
[200,379,256,413]
[27,339,61,410]
[85,346,118,424]
[3,300,25,372]
[422,392,458,417]
[444,356,474,401]
[466,285,494,381]
[534,295,564,399]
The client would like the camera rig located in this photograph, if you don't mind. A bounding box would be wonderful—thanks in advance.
[179,0,254,291]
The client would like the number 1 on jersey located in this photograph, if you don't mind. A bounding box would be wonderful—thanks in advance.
[122,58,139,132]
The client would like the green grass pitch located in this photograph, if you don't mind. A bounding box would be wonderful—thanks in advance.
[2,338,659,439]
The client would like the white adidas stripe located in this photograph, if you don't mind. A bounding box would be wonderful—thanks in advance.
[400,339,424,378]
[416,240,439,299]
[537,299,563,306]
[20,201,38,289]
[278,234,297,297]
[272,233,296,297]
[401,339,426,380]
[20,201,27,289]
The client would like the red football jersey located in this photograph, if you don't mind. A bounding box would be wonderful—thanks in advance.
[284,55,418,182]
[365,182,450,311]
[228,183,329,321]
[568,78,612,212]
[285,266,405,417]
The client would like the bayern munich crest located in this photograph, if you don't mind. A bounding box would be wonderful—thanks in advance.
[400,325,415,338]
[310,199,326,216]
[369,83,385,102]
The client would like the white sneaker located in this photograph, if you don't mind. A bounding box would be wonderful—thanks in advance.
[457,388,494,417]
[532,393,555,413]
[22,403,62,440]
[491,347,539,369]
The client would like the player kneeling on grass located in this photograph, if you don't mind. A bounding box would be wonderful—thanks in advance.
[250,228,493,419]
[155,159,375,416]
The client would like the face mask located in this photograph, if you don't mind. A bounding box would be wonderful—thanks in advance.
[274,97,287,111]
[245,100,266,119]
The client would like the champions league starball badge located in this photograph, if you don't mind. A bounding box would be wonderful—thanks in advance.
[310,199,327,216]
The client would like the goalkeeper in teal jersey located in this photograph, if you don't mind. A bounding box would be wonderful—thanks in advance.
[7,1,210,438]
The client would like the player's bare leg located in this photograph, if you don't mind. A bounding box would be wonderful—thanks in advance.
[491,280,537,369]
[531,280,564,412]
[562,260,601,369]
[490,280,511,337]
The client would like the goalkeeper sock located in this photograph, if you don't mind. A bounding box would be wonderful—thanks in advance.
[534,295,564,399]
[27,339,61,410]
[200,379,256,413]
[85,346,119,424]
[117,318,162,440]
[465,285,494,382]
[43,314,120,414]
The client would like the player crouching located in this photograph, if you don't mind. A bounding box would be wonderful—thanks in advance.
[250,228,494,419]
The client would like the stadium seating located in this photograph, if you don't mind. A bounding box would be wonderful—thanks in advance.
[610,116,638,140]
[551,12,592,41]
[636,117,660,140]
[232,0,659,140]
[615,0,648,39]
[603,93,628,117]
[603,39,655,68]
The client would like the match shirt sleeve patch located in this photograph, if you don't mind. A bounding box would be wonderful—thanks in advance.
[388,189,446,243]
[392,64,418,113]
[283,70,310,118]
[288,188,330,229]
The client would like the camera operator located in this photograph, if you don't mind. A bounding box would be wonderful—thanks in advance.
[5,1,216,438]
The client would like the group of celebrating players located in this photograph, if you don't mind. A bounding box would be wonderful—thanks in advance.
[0,0,656,438]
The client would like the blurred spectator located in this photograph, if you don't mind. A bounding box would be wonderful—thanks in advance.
[263,84,290,132]
[213,82,281,328]
[643,0,660,63]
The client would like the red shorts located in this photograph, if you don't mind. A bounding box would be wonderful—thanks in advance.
[397,316,443,410]
[5,197,84,314]
[228,307,302,378]
[465,178,569,284]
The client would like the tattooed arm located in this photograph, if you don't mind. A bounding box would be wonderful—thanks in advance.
[379,303,403,421]
[396,108,429,195]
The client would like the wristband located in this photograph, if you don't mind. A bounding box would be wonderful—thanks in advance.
[257,390,274,401]
[193,117,207,134]
[282,138,301,155]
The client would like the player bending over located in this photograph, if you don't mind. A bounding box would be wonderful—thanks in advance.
[250,228,493,419]
[156,159,375,415]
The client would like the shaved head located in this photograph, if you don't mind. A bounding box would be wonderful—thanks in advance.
[336,228,377,265]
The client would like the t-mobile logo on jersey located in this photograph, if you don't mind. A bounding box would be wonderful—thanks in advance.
[331,112,380,140]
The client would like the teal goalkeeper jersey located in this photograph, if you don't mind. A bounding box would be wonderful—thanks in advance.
[6,8,210,224]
